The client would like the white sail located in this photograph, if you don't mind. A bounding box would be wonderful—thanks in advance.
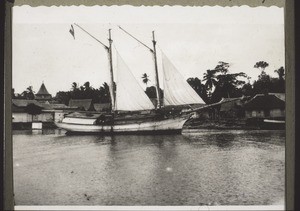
[161,51,205,106]
[115,50,155,111]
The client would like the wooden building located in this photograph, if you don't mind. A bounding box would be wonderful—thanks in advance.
[244,94,285,119]
[219,97,245,119]
[12,99,54,129]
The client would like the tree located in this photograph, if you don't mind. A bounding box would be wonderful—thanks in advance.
[145,86,163,99]
[241,82,254,96]
[55,91,71,105]
[202,62,247,103]
[215,72,247,98]
[187,77,209,103]
[142,73,151,86]
[84,81,91,90]
[99,82,111,103]
[254,61,269,73]
[274,66,285,81]
[252,72,272,94]
[26,103,43,122]
[214,61,230,74]
[202,69,218,93]
[71,82,78,91]
[272,66,285,93]
[21,86,35,100]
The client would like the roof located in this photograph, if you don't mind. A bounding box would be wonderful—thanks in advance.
[12,99,45,113]
[68,99,95,111]
[50,104,69,109]
[12,104,26,112]
[36,83,51,96]
[94,103,111,112]
[219,98,243,112]
[220,101,237,112]
[39,103,53,110]
[12,99,43,108]
[244,94,285,110]
[269,93,285,101]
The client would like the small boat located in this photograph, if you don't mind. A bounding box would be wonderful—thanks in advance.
[261,118,285,130]
[246,117,285,130]
[55,25,205,134]
[263,119,285,124]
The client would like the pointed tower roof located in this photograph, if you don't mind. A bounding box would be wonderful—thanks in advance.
[35,82,52,101]
[36,82,50,95]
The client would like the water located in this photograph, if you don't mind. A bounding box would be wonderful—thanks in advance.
[13,129,285,206]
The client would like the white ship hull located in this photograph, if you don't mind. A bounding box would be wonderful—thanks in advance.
[54,115,190,134]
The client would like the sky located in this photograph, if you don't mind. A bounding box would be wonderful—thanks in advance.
[12,5,284,96]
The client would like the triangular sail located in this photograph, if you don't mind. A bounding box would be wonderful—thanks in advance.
[115,50,155,111]
[161,51,205,106]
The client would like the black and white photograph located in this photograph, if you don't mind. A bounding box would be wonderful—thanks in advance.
[11,3,285,210]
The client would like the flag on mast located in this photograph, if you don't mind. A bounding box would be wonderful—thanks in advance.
[69,25,75,39]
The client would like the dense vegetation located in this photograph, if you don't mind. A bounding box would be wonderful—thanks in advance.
[187,61,285,104]
[13,61,285,105]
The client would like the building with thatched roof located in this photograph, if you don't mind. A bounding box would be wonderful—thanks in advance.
[12,99,54,124]
[244,94,285,118]
[35,82,52,101]
[68,99,95,111]
[12,99,43,109]
[218,97,246,119]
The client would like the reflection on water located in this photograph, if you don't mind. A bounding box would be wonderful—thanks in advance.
[13,129,285,206]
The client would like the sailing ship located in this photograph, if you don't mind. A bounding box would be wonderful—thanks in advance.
[55,25,205,134]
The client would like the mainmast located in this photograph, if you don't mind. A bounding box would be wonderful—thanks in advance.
[108,29,115,111]
[72,24,116,112]
[151,31,161,109]
[119,26,162,109]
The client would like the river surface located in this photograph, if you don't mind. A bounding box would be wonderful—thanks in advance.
[13,129,285,206]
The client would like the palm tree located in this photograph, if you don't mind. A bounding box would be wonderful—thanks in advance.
[216,72,247,98]
[84,81,91,90]
[141,73,150,86]
[214,61,230,74]
[274,66,285,81]
[274,66,285,93]
[254,61,269,73]
[202,69,218,91]
[99,82,111,103]
[187,77,209,103]
[71,82,78,91]
[21,86,35,100]
[26,86,34,93]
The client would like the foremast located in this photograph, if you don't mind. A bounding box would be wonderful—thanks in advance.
[72,24,116,113]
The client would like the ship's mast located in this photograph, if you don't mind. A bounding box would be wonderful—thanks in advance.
[118,26,162,109]
[72,24,115,112]
[108,29,115,111]
[151,31,161,109]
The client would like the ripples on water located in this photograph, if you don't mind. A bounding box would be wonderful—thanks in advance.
[13,129,285,206]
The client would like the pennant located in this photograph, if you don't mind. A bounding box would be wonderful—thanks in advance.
[69,25,75,39]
